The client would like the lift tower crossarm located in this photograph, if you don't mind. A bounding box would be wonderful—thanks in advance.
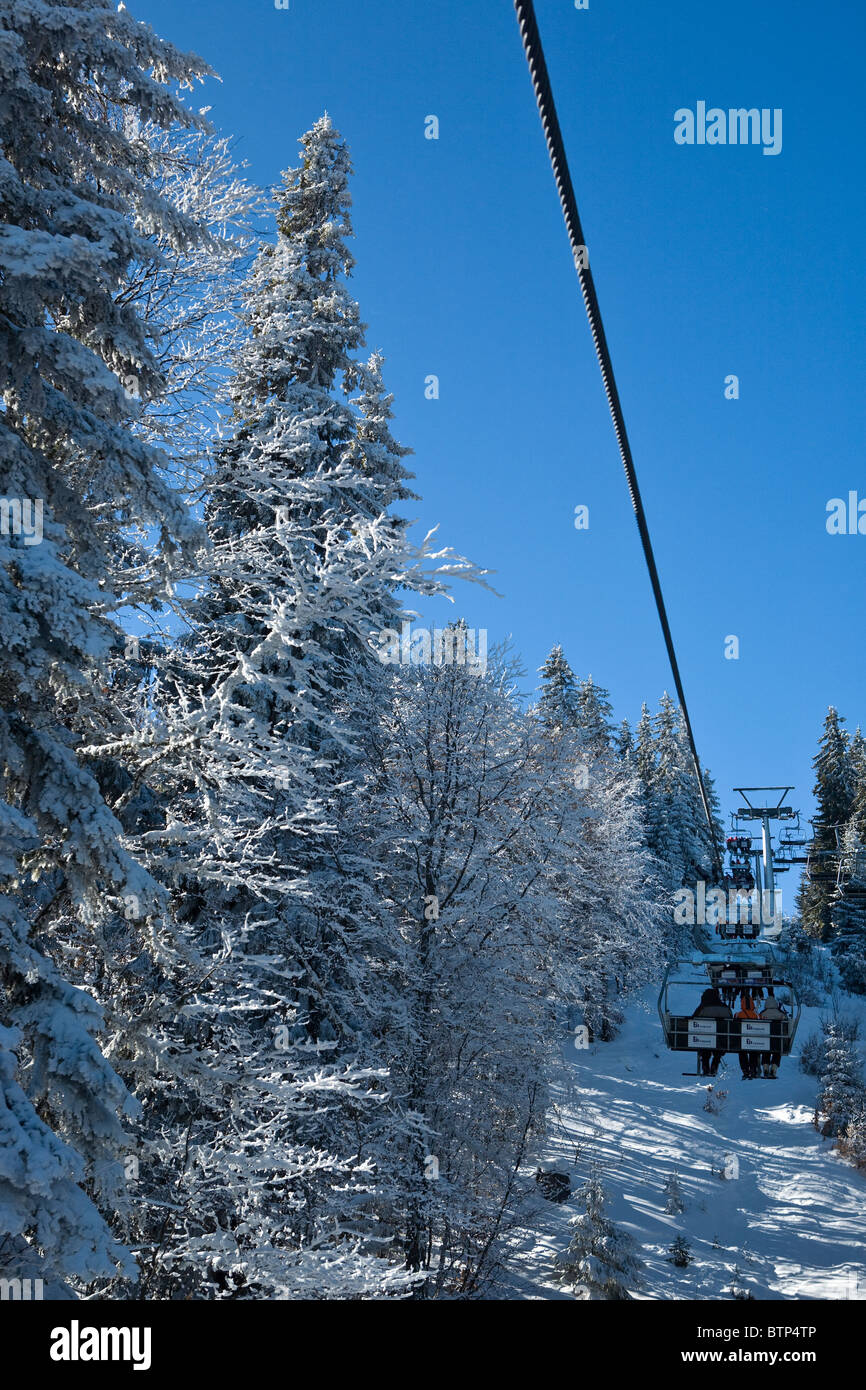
[735,788,795,816]
[732,787,798,911]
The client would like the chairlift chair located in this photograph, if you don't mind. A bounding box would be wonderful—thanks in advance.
[658,958,800,1066]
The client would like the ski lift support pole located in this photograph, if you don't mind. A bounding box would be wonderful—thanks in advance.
[513,0,723,881]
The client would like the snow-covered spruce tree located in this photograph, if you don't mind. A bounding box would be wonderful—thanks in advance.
[829,747,866,992]
[635,702,657,824]
[650,693,723,894]
[618,692,721,953]
[831,824,866,994]
[557,1172,644,1300]
[815,1024,863,1139]
[847,727,866,797]
[117,118,485,1298]
[535,649,662,1041]
[357,636,558,1294]
[663,1169,685,1215]
[536,646,581,732]
[798,708,853,940]
[0,0,211,1287]
[614,717,635,763]
[631,689,722,961]
[838,1103,866,1171]
[668,1235,691,1267]
[574,674,615,752]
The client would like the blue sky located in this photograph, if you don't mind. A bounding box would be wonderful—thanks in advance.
[135,0,865,844]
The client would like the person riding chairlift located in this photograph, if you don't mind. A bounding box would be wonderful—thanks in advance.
[759,988,788,1078]
[691,987,731,1077]
[719,965,738,1008]
[735,993,761,1079]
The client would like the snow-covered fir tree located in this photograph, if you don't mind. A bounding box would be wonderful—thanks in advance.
[838,1103,866,1171]
[832,819,866,994]
[615,717,635,763]
[634,693,722,900]
[635,702,656,800]
[799,708,852,939]
[558,1171,644,1299]
[815,1024,863,1139]
[536,646,581,733]
[574,675,614,751]
[653,693,722,890]
[663,1169,686,1215]
[535,649,662,1041]
[668,1235,691,1267]
[826,730,866,991]
[0,0,212,1291]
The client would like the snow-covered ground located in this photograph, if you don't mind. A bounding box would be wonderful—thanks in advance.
[502,988,866,1300]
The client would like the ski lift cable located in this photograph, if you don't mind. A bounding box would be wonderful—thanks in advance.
[513,0,723,880]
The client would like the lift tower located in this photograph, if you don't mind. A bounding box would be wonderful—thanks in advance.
[733,787,797,919]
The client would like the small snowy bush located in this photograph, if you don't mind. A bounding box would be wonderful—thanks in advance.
[668,1236,692,1268]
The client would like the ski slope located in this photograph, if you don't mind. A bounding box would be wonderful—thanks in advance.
[504,989,866,1300]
